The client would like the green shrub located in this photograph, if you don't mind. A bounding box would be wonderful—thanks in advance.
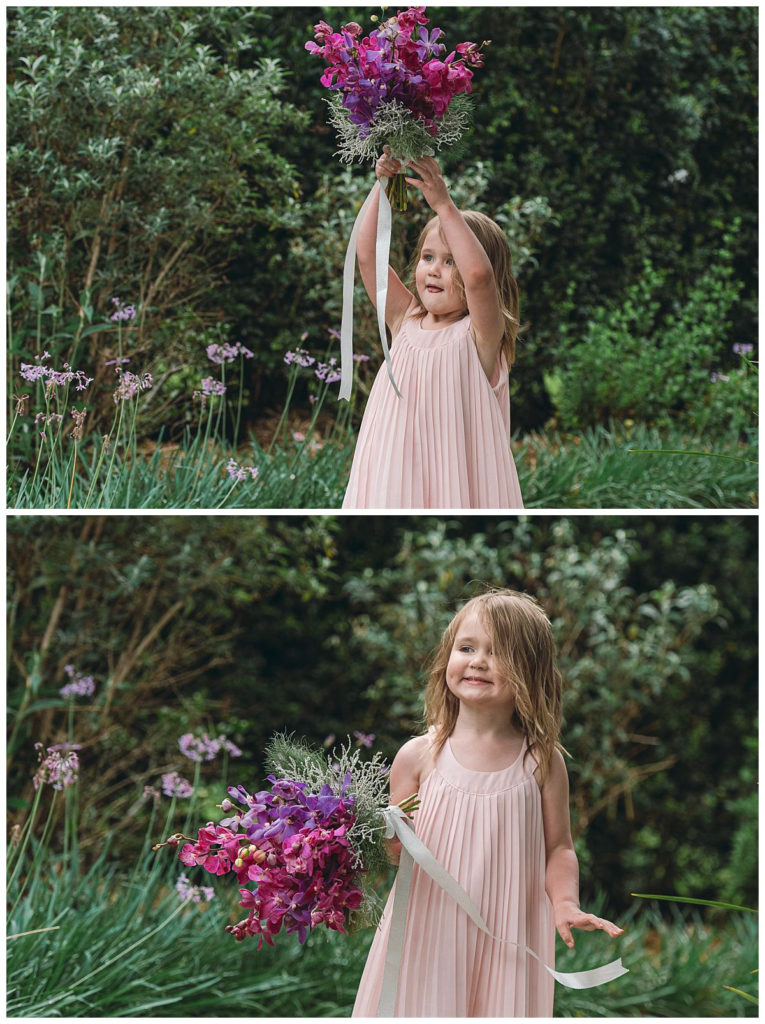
[7,7,305,432]
[550,227,743,430]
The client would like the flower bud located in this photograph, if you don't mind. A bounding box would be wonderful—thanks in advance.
[234,857,243,867]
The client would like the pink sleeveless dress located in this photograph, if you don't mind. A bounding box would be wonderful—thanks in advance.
[353,735,555,1018]
[342,314,524,509]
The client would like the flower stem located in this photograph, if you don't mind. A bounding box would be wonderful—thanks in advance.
[386,173,408,211]
[7,789,59,920]
[6,785,44,884]
[269,366,299,455]
[234,351,245,443]
[99,401,125,507]
[66,440,78,509]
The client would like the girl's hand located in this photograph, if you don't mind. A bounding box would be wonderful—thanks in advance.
[554,901,625,949]
[404,156,452,214]
[376,145,404,182]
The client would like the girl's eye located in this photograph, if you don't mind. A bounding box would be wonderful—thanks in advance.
[446,258,454,266]
[423,254,433,262]
[459,645,474,653]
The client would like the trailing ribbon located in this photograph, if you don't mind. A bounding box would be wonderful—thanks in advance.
[378,805,628,1017]
[339,179,401,402]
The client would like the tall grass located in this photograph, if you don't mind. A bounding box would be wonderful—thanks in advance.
[517,423,757,509]
[8,420,756,510]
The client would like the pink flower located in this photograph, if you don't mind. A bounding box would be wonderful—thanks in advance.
[396,7,429,33]
[179,823,242,876]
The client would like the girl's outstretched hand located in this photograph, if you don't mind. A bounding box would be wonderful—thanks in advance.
[404,156,452,213]
[554,901,625,949]
[376,145,404,182]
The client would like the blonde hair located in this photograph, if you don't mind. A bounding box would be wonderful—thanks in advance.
[407,212,522,369]
[423,589,564,784]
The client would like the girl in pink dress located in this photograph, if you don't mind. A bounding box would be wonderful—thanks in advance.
[353,590,625,1017]
[343,148,524,509]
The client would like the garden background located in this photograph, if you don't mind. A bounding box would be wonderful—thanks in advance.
[6,5,758,508]
[7,514,758,1015]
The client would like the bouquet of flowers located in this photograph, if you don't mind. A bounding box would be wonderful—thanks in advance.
[306,6,488,209]
[154,734,418,949]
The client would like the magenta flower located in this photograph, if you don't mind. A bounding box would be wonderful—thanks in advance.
[179,823,243,875]
[305,7,486,137]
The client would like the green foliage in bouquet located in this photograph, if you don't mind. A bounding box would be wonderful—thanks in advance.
[327,93,473,166]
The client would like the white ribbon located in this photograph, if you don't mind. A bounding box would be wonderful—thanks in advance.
[378,805,628,1017]
[339,179,401,402]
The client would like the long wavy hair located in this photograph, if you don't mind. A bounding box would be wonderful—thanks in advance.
[423,589,564,785]
[406,211,522,369]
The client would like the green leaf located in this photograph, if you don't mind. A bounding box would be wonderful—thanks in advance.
[631,893,758,913]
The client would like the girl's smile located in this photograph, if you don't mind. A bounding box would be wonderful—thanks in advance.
[445,612,516,713]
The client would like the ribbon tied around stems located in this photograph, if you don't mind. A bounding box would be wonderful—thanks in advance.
[377,805,629,1018]
[340,178,402,402]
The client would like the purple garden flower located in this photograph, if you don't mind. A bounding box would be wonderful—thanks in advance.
[226,458,259,483]
[33,741,81,790]
[176,872,215,903]
[207,341,254,365]
[710,372,730,383]
[162,771,195,799]
[113,368,153,403]
[353,730,376,749]
[284,348,316,368]
[21,356,93,392]
[60,664,96,699]
[200,377,227,397]
[179,732,243,762]
[733,343,754,357]
[110,297,137,322]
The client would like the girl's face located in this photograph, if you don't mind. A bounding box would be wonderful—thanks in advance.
[445,612,516,714]
[415,225,465,319]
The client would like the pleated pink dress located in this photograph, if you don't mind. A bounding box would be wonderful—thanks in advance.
[342,314,524,509]
[353,735,555,1018]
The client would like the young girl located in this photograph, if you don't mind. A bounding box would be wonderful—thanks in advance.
[343,148,524,509]
[353,590,624,1017]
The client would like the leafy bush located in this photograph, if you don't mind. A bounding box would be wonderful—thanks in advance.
[549,228,744,430]
[7,7,306,431]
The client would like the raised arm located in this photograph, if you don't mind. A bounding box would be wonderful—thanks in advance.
[357,147,416,336]
[405,157,504,380]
